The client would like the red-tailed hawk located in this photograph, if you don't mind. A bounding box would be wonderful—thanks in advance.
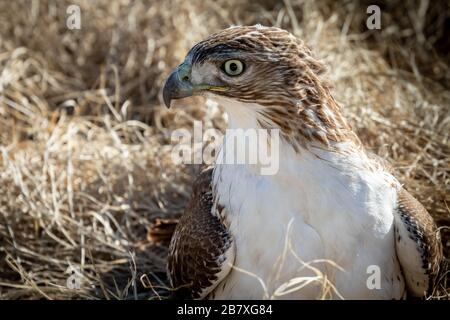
[162,25,443,299]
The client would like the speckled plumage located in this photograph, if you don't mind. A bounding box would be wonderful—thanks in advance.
[167,167,234,299]
[184,25,357,149]
[394,188,443,296]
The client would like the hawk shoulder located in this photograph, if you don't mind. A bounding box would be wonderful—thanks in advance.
[167,167,235,299]
[393,187,443,297]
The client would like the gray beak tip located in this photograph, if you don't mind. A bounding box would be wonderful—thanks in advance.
[162,65,193,109]
[163,74,174,109]
[163,88,172,109]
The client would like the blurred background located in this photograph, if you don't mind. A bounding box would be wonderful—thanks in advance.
[0,0,449,299]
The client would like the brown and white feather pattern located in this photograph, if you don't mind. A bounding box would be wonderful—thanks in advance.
[187,25,358,149]
[167,167,234,299]
[394,187,443,297]
[164,25,443,299]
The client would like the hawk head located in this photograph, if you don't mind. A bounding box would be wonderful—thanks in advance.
[163,25,355,147]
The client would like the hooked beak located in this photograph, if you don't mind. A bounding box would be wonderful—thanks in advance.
[162,63,229,108]
[163,63,193,108]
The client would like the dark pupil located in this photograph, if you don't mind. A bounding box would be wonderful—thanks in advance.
[229,63,237,71]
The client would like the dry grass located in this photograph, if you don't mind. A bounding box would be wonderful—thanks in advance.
[0,0,448,299]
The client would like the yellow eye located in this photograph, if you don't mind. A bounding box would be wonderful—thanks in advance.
[222,60,245,76]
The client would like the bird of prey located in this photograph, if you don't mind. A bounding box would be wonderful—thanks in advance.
[162,25,443,299]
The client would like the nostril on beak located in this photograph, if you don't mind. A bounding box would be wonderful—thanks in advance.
[182,75,190,82]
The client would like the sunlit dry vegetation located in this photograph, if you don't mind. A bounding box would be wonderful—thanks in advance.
[0,0,448,299]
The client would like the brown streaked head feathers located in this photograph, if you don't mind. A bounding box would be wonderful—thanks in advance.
[163,25,357,148]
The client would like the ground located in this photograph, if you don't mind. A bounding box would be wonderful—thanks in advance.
[0,0,448,299]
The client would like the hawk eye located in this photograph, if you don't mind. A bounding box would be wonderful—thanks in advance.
[222,60,245,76]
